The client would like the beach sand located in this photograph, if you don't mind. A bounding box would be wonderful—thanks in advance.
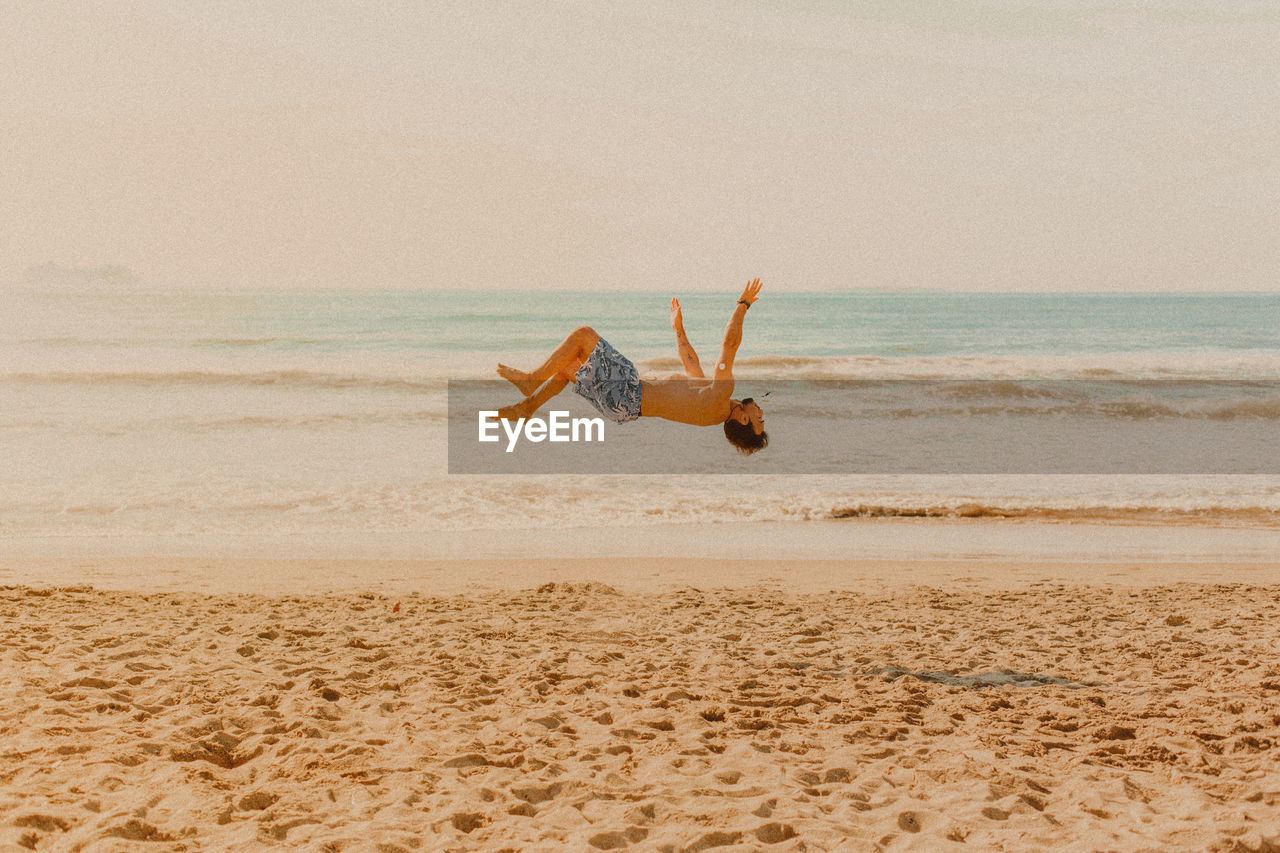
[3,564,1279,851]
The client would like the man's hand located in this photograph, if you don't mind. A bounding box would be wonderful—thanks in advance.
[670,297,685,331]
[714,279,760,383]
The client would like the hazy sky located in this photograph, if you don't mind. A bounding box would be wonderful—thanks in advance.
[4,1,1278,290]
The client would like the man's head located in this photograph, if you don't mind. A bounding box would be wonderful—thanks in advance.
[723,398,768,455]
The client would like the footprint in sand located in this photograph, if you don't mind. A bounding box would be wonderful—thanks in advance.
[449,812,485,833]
[685,830,743,852]
[105,819,174,842]
[754,822,797,844]
[14,815,70,833]
[236,792,279,811]
[625,803,656,823]
[897,811,923,833]
[510,782,562,804]
[752,798,777,818]
[587,827,648,849]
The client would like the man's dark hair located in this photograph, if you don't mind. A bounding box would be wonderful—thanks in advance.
[723,418,769,455]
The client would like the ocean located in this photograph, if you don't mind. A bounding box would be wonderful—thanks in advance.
[3,288,1279,542]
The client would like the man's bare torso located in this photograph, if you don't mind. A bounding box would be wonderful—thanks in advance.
[639,373,733,426]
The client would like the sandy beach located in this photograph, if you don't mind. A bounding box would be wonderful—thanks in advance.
[4,554,1279,851]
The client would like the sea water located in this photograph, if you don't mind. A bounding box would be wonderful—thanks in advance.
[3,288,1279,540]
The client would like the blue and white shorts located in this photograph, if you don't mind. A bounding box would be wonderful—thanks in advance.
[573,338,642,423]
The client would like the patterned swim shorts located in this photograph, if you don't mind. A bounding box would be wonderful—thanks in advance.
[573,338,642,424]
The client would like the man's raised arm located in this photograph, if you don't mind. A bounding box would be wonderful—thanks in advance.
[713,278,763,383]
[669,298,705,378]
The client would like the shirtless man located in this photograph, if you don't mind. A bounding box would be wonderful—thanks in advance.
[495,279,768,455]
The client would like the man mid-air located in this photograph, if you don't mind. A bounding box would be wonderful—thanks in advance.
[495,279,768,455]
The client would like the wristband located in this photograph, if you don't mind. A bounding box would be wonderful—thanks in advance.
[737,300,750,307]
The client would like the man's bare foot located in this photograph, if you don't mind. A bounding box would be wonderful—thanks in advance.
[496,401,532,421]
[497,364,539,396]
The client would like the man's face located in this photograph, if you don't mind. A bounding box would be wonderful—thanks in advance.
[733,398,765,434]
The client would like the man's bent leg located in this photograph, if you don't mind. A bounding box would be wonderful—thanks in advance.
[496,375,571,421]
[497,326,599,395]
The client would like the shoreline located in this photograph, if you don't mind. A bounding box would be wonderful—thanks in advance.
[6,555,1280,596]
[4,518,1280,594]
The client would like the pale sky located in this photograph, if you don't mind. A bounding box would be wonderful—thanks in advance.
[3,1,1278,291]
